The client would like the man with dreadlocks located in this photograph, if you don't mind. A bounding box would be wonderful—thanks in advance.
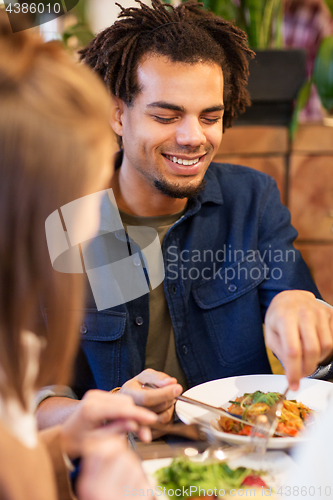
[37,0,333,430]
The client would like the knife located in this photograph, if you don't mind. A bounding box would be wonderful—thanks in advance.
[176,393,260,430]
[143,383,281,433]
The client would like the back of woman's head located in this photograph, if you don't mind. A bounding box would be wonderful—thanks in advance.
[0,11,114,406]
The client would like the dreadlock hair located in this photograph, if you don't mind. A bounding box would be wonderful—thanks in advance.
[80,0,254,130]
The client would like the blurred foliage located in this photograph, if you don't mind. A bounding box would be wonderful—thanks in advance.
[201,0,239,21]
[313,35,333,112]
[200,0,333,136]
[199,0,284,48]
[61,0,94,51]
[241,0,283,48]
[289,79,313,139]
[291,33,333,138]
[325,0,333,16]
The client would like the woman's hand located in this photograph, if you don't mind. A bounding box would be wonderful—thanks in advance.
[77,435,153,500]
[60,390,157,460]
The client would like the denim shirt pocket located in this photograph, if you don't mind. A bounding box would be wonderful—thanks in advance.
[191,252,268,367]
[78,309,127,390]
[79,309,126,341]
[192,251,268,309]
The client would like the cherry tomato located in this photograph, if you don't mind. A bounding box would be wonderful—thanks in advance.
[242,475,268,488]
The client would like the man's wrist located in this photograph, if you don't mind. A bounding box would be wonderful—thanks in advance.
[110,387,121,394]
[34,385,78,411]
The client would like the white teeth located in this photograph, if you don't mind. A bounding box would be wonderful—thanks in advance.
[165,155,200,166]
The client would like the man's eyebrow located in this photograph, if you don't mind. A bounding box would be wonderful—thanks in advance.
[147,102,185,112]
[202,105,225,113]
[146,102,225,113]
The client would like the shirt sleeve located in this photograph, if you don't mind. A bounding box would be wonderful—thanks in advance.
[257,177,321,317]
[34,385,78,410]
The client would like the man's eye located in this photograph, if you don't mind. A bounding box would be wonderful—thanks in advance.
[202,117,222,124]
[153,116,175,123]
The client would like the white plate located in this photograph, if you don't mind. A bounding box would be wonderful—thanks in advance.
[142,451,295,498]
[176,374,333,449]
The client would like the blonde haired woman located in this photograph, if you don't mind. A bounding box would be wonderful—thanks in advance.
[0,11,156,500]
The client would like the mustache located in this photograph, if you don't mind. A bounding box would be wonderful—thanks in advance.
[161,149,210,156]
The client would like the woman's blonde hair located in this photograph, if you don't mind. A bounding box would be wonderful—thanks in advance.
[0,11,114,407]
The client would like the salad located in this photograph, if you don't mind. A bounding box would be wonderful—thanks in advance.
[155,456,269,499]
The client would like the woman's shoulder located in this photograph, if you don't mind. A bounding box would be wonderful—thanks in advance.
[0,421,58,500]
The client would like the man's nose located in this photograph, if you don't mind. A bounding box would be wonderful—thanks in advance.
[176,117,206,147]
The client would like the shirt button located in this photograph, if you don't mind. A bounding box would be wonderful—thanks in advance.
[171,284,177,294]
[228,284,237,293]
[133,255,141,266]
[80,324,88,335]
[182,345,188,355]
[135,316,144,326]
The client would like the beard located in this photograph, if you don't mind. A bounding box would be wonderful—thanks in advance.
[154,177,206,199]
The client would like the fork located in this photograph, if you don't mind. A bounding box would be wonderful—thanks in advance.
[248,386,289,454]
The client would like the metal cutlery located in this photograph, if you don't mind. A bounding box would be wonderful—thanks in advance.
[253,386,289,438]
[138,383,291,461]
[248,385,289,454]
[177,393,268,431]
[143,382,287,437]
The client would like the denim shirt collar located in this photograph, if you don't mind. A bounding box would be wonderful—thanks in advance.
[197,164,223,206]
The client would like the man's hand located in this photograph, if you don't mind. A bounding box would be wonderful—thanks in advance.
[77,436,151,500]
[120,369,183,424]
[60,390,157,460]
[265,290,333,390]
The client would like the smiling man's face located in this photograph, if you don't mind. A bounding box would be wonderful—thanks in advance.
[115,54,224,199]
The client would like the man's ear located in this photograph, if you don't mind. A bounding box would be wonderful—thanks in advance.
[110,96,124,137]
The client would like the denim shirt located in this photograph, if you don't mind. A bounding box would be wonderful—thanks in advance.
[70,162,320,398]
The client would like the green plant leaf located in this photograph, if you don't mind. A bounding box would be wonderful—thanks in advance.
[260,0,283,48]
[324,0,333,18]
[313,36,333,112]
[289,79,313,140]
[241,0,264,48]
[260,0,275,48]
[202,0,238,20]
[274,0,284,48]
[62,22,95,48]
[201,0,284,49]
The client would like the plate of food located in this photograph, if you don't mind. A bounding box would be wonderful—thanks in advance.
[142,451,294,498]
[175,374,333,449]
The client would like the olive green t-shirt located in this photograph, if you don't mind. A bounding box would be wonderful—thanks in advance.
[119,209,188,390]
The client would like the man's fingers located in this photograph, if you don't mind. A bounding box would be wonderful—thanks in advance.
[147,398,176,415]
[265,291,333,391]
[316,307,333,364]
[156,406,174,424]
[135,368,178,387]
[280,323,302,391]
[297,309,321,376]
[266,314,302,391]
[123,381,182,408]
